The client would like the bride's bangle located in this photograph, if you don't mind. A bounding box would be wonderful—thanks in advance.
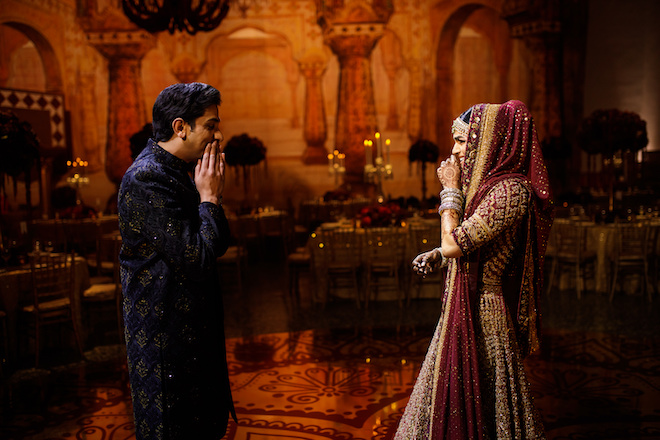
[433,247,448,268]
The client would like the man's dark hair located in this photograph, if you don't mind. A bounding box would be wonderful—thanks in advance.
[152,82,221,142]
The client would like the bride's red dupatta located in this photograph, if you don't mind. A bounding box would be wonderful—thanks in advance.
[430,101,553,439]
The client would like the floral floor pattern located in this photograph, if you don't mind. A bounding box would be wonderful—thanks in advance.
[1,327,659,440]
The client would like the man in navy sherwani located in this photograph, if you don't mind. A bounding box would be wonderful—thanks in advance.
[118,82,236,439]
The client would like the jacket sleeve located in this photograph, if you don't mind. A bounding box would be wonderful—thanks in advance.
[120,163,231,278]
[452,178,530,255]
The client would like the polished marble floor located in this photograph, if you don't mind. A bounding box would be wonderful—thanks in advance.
[1,254,659,440]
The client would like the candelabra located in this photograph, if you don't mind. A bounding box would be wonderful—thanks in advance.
[327,149,346,188]
[66,157,89,204]
[363,132,393,200]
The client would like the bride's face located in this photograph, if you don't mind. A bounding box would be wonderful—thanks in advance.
[451,132,468,167]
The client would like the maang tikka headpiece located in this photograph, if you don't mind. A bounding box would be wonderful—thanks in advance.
[451,117,469,136]
[451,107,472,136]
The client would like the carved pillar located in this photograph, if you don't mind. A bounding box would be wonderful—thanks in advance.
[516,28,562,141]
[87,33,155,184]
[79,6,156,184]
[317,1,393,183]
[299,53,328,164]
[503,1,562,141]
[76,59,102,171]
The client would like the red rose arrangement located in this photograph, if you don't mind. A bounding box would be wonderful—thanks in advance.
[357,202,406,228]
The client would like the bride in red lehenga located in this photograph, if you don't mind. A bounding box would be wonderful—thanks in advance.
[394,100,553,439]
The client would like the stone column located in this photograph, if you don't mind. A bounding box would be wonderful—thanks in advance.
[299,53,328,164]
[78,3,156,184]
[502,0,563,142]
[514,25,562,141]
[84,31,155,184]
[317,2,393,184]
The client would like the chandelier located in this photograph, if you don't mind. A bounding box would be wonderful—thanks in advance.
[121,0,231,34]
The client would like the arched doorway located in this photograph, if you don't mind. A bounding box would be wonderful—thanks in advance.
[0,21,65,216]
[434,4,531,156]
[0,21,62,93]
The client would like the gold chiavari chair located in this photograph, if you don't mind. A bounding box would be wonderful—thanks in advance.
[407,221,443,305]
[22,251,84,366]
[610,222,653,302]
[314,227,362,308]
[258,211,293,258]
[363,227,407,309]
[545,220,596,299]
[81,234,123,344]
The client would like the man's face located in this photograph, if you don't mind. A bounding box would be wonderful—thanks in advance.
[183,105,223,161]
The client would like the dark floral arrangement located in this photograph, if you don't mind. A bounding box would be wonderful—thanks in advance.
[0,110,41,197]
[51,186,97,219]
[408,138,440,163]
[224,133,267,166]
[577,109,648,155]
[223,133,267,198]
[357,202,406,228]
[408,138,440,203]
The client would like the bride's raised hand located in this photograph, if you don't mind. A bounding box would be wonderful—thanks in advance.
[437,155,461,189]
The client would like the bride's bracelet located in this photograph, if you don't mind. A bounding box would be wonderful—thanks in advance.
[439,187,463,198]
[433,247,448,268]
[438,202,463,218]
[439,195,463,205]
[439,186,464,218]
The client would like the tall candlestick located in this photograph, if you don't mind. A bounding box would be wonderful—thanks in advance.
[328,149,346,187]
[364,139,373,166]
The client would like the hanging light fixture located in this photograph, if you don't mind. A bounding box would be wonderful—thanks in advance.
[121,0,231,35]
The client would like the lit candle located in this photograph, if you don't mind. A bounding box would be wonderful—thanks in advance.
[328,153,334,175]
[364,139,372,166]
[375,132,381,158]
[385,138,391,164]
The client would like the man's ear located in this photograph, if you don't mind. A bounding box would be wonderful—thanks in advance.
[172,118,186,140]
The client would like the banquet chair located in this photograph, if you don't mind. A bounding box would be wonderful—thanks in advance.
[364,227,407,309]
[82,222,120,284]
[82,234,123,344]
[22,251,84,367]
[217,244,247,295]
[258,211,293,258]
[545,220,596,299]
[219,216,252,293]
[407,222,443,305]
[313,227,362,308]
[234,214,263,261]
[610,222,652,302]
[285,233,320,307]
